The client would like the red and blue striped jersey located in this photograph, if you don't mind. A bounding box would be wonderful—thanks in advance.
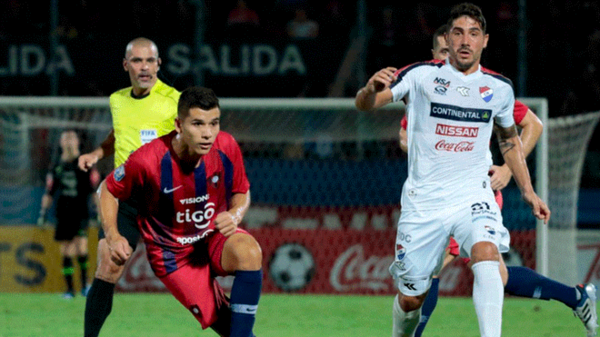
[106,130,250,277]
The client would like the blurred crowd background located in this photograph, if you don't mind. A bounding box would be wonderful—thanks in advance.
[1,0,599,172]
[1,0,599,114]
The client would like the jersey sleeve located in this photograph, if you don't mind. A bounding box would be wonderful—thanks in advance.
[494,86,516,128]
[390,66,415,103]
[105,149,146,201]
[513,100,529,125]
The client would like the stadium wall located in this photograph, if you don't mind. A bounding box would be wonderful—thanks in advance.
[0,226,97,293]
[3,222,600,295]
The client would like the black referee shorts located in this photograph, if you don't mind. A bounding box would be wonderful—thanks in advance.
[98,199,141,251]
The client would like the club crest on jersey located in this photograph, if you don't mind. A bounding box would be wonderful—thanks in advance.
[396,244,406,260]
[114,165,125,182]
[479,86,494,102]
[210,174,219,188]
[485,226,496,235]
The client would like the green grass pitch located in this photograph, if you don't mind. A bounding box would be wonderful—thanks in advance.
[0,293,591,336]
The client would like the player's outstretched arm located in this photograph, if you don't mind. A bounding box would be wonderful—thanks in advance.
[214,191,251,237]
[355,67,396,111]
[78,130,116,171]
[490,109,543,190]
[495,125,550,223]
[98,179,131,264]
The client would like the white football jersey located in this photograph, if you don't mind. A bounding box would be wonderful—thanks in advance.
[390,60,515,211]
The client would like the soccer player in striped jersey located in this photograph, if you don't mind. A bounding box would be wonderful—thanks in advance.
[403,24,598,337]
[356,3,551,336]
[99,86,262,336]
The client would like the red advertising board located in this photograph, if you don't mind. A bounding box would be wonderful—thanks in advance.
[116,205,536,296]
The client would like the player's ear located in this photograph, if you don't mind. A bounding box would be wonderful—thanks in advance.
[174,117,182,133]
[157,57,162,70]
[123,58,128,72]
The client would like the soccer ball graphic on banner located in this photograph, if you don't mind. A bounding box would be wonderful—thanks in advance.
[269,243,316,291]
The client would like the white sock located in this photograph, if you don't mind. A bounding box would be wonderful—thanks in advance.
[392,294,421,337]
[472,260,504,337]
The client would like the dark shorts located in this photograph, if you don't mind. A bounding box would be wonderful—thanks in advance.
[98,199,141,250]
[55,217,88,241]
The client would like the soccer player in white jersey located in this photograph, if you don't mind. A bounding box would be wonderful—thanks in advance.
[356,3,550,337]
[407,24,598,337]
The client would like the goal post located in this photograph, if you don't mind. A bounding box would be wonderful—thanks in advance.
[1,96,598,289]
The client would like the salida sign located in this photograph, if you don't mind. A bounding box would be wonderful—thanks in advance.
[0,43,306,78]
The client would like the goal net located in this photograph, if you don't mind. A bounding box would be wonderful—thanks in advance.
[544,111,600,285]
[0,96,596,294]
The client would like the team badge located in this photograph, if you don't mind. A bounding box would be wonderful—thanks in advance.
[210,174,219,188]
[396,244,406,260]
[114,165,125,182]
[479,86,494,102]
[485,226,496,235]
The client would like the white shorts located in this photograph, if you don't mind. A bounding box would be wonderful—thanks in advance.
[389,196,510,296]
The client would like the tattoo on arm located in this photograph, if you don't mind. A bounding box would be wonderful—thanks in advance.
[495,125,518,155]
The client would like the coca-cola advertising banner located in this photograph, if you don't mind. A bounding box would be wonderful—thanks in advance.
[116,206,536,296]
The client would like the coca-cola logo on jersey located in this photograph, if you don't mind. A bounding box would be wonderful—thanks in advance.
[435,140,475,152]
[329,244,394,292]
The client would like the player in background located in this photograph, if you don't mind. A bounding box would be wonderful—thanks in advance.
[78,37,184,337]
[405,25,598,337]
[38,130,99,299]
[99,86,262,336]
[356,3,550,336]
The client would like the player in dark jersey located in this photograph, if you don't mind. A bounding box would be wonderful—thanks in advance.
[38,130,99,299]
[99,86,262,336]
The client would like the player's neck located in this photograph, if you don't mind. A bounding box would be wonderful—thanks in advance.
[131,86,152,98]
[172,136,203,169]
[449,58,480,75]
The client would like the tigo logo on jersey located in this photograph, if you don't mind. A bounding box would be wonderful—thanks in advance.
[479,86,494,102]
[396,244,406,260]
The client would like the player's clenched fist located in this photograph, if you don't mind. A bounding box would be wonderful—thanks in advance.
[367,67,398,93]
[78,153,99,172]
[214,211,239,237]
[107,234,132,266]
[522,191,551,224]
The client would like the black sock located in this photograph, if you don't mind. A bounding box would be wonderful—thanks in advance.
[62,257,74,293]
[84,278,115,337]
[78,255,89,286]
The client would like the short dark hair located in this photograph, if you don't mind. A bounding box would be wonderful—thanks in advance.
[432,24,448,49]
[447,3,486,33]
[177,86,220,119]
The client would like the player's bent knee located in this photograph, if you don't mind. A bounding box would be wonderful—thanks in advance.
[399,293,425,312]
[94,239,126,283]
[470,241,500,264]
[222,233,262,272]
